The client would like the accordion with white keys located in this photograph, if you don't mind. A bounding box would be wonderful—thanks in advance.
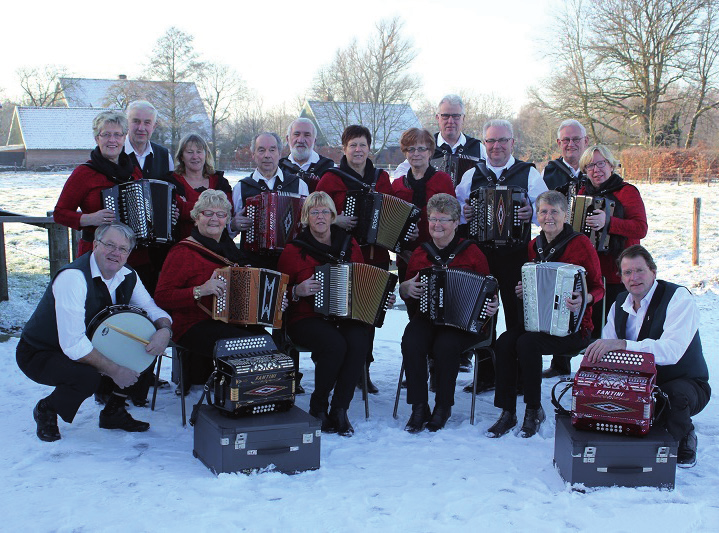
[244,191,305,253]
[468,185,529,247]
[522,262,588,336]
[102,179,176,246]
[344,190,420,252]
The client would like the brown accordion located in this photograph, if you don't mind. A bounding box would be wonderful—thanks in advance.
[313,263,398,327]
[468,185,529,247]
[572,350,657,436]
[199,266,288,329]
[344,190,420,253]
[102,179,176,246]
[567,195,616,252]
[430,153,481,187]
[244,191,305,253]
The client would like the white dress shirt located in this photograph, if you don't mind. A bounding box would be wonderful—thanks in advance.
[124,138,175,172]
[602,280,700,366]
[52,253,171,360]
[288,150,322,171]
[231,167,310,211]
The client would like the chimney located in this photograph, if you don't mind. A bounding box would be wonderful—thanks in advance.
[118,74,127,80]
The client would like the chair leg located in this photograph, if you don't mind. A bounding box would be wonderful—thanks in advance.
[362,363,370,420]
[393,361,405,420]
[151,354,163,411]
[471,350,479,426]
[179,351,186,426]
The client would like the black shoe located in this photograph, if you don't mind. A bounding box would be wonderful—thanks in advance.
[130,396,149,408]
[401,378,407,389]
[404,402,431,433]
[33,399,61,442]
[175,382,191,396]
[295,372,305,395]
[677,430,697,468]
[94,391,111,405]
[486,410,518,438]
[357,371,379,394]
[463,380,495,394]
[328,407,354,437]
[99,398,150,432]
[309,408,336,433]
[426,405,451,432]
[459,355,472,373]
[541,366,570,379]
[519,406,546,438]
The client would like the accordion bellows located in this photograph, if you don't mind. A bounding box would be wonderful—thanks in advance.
[522,262,588,336]
[344,191,420,253]
[567,195,616,252]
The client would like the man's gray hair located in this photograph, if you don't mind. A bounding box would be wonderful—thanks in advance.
[437,94,465,114]
[92,110,128,138]
[287,118,317,138]
[127,100,158,122]
[557,119,587,139]
[95,222,136,250]
[483,119,514,138]
[251,132,283,153]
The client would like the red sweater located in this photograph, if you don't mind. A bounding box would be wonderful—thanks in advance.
[578,182,647,284]
[528,233,605,335]
[277,237,365,326]
[172,172,234,240]
[391,171,455,251]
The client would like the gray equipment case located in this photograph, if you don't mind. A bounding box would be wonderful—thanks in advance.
[193,404,321,475]
[553,414,677,489]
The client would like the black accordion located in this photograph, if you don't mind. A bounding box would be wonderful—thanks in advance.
[344,190,420,252]
[418,268,498,333]
[212,335,295,416]
[567,195,616,252]
[468,185,529,247]
[430,153,481,187]
[314,262,397,327]
[102,179,176,246]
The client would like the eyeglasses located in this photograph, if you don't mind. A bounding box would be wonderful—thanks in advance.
[200,210,228,219]
[98,132,125,139]
[559,137,585,145]
[438,113,463,120]
[405,146,429,154]
[428,217,455,224]
[485,138,512,145]
[585,160,609,171]
[309,209,332,217]
[96,239,131,255]
[621,267,648,277]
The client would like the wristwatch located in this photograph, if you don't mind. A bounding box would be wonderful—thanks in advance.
[193,286,202,301]
[291,285,300,302]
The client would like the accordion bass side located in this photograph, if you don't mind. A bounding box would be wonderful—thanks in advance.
[212,335,295,416]
[313,263,398,327]
[430,153,481,187]
[102,179,176,246]
[567,195,616,252]
[572,350,657,436]
[244,192,305,253]
[468,186,529,247]
[522,262,588,337]
[418,268,498,333]
[344,191,420,253]
[199,266,289,329]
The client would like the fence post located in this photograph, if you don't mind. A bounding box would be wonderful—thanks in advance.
[0,222,8,302]
[47,211,70,278]
[692,198,701,266]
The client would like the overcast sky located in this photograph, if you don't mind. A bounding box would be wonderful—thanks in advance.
[1,0,556,113]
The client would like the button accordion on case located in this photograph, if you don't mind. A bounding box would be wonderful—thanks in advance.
[418,268,498,333]
[572,350,657,436]
[468,186,529,247]
[430,152,481,187]
[198,266,289,329]
[313,263,397,327]
[522,261,588,336]
[244,191,305,253]
[344,190,420,253]
[212,335,295,416]
[101,179,177,245]
[567,195,616,252]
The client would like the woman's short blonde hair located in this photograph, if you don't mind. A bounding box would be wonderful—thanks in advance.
[92,110,128,138]
[190,189,231,221]
[426,193,460,221]
[300,191,337,227]
[579,144,620,172]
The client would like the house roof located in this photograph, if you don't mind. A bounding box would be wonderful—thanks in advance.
[11,107,114,150]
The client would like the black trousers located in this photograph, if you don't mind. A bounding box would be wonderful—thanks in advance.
[288,318,372,413]
[402,315,479,407]
[494,326,591,412]
[658,378,711,441]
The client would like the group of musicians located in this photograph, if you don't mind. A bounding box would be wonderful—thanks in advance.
[17,96,709,470]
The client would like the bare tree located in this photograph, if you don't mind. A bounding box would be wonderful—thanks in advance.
[17,65,72,107]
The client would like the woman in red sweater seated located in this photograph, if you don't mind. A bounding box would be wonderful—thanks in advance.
[400,194,498,433]
[168,133,233,240]
[486,190,605,439]
[278,191,383,436]
[154,190,273,394]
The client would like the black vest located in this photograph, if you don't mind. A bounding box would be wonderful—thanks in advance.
[469,158,534,190]
[131,142,171,181]
[238,171,303,208]
[279,155,335,190]
[21,253,137,353]
[433,133,483,160]
[614,280,708,385]
[543,157,584,195]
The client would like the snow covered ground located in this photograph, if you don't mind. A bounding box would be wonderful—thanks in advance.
[1,173,718,531]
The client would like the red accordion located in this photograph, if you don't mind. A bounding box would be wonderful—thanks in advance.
[572,350,657,436]
[244,192,305,253]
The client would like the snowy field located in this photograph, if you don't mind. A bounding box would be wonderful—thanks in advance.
[1,172,719,531]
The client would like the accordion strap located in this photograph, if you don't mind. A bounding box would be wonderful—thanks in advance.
[420,239,475,267]
[290,233,354,265]
[535,230,580,262]
[327,168,371,191]
[182,237,237,267]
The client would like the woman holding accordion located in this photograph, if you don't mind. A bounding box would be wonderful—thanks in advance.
[399,194,498,433]
[487,190,604,439]
[278,191,385,436]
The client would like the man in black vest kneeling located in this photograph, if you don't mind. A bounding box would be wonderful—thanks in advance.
[16,223,172,442]
[585,245,711,468]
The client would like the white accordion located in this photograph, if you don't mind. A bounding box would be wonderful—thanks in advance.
[522,262,588,337]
